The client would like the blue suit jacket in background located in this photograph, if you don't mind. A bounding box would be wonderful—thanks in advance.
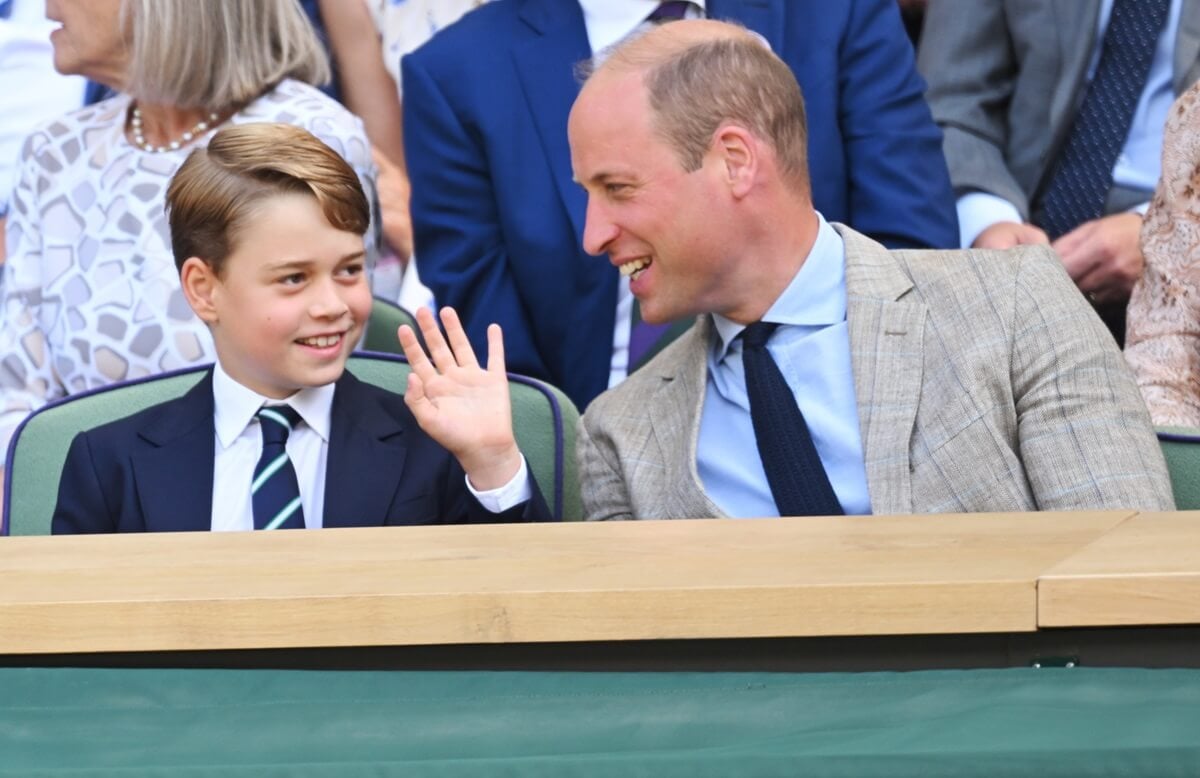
[403,0,958,410]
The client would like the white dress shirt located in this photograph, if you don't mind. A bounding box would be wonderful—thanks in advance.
[575,0,707,388]
[956,0,1184,246]
[209,362,530,531]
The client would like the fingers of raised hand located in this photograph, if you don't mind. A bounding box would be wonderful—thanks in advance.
[412,306,462,375]
[485,323,506,374]
[440,307,479,370]
[398,322,434,376]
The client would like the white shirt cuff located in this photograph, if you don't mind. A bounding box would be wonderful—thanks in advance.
[956,192,1024,248]
[465,455,533,513]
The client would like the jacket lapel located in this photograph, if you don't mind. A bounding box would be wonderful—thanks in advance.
[513,0,591,241]
[131,372,217,532]
[1048,0,1101,138]
[1175,0,1200,93]
[647,319,727,519]
[838,225,926,516]
[322,372,408,528]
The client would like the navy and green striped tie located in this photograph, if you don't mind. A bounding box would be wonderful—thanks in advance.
[252,406,306,530]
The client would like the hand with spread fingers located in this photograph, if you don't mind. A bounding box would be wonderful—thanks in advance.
[398,306,522,491]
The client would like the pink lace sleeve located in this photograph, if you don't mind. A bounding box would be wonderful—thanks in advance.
[1126,82,1200,427]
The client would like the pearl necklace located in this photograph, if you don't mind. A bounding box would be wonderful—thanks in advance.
[129,105,220,153]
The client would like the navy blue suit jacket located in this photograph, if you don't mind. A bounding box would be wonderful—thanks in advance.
[402,0,958,410]
[51,370,550,534]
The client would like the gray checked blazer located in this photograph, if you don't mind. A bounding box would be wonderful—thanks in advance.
[917,0,1200,219]
[577,225,1174,520]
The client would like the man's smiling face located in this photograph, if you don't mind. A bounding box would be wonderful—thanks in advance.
[569,69,738,325]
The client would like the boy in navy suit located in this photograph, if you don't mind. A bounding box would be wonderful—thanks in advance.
[52,122,549,533]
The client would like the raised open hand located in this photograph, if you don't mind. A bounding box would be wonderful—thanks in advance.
[398,306,522,490]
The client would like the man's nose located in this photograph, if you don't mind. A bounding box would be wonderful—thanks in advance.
[581,199,619,257]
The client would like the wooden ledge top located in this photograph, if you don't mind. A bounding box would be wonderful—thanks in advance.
[0,511,1133,654]
[1039,511,1200,627]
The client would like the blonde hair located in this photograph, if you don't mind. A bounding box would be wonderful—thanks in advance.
[166,123,368,277]
[124,0,330,111]
[593,20,810,195]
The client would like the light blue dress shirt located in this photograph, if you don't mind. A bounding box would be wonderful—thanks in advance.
[697,215,872,518]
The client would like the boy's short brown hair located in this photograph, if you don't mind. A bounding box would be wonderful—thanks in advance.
[166,122,370,276]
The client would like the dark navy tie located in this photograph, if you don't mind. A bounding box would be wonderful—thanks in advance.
[741,322,843,517]
[1035,0,1170,238]
[252,406,306,530]
[0,1,12,20]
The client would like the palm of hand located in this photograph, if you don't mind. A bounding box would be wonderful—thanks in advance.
[411,363,513,457]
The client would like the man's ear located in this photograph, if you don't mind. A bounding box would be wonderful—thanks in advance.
[179,257,220,324]
[713,124,757,198]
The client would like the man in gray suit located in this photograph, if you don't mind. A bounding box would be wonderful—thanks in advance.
[917,0,1200,339]
[569,19,1174,520]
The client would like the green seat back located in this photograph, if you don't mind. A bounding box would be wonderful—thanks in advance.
[1157,427,1200,510]
[3,354,580,535]
[363,297,417,354]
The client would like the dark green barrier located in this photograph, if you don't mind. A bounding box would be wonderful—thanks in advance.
[1,667,1199,775]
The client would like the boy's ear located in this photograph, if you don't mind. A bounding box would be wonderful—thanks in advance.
[179,257,220,324]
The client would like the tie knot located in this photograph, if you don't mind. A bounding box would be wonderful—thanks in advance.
[648,1,694,23]
[740,321,779,349]
[257,405,301,446]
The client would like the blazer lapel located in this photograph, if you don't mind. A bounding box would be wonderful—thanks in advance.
[837,225,926,516]
[322,372,408,528]
[131,372,216,532]
[708,0,784,55]
[1174,0,1200,94]
[1048,0,1101,137]
[647,319,727,519]
[513,0,591,241]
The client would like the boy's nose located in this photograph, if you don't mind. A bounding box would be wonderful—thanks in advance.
[309,281,351,319]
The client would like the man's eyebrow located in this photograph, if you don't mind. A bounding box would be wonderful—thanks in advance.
[574,171,624,187]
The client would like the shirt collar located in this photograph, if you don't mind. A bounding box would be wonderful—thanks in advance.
[211,361,335,449]
[712,213,848,361]
[578,0,707,55]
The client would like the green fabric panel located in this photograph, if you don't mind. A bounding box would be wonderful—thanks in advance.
[1156,426,1200,510]
[0,667,1197,775]
[362,298,416,355]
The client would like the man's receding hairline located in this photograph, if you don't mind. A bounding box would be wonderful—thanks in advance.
[597,20,763,79]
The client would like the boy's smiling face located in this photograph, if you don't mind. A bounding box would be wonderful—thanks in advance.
[182,192,372,399]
